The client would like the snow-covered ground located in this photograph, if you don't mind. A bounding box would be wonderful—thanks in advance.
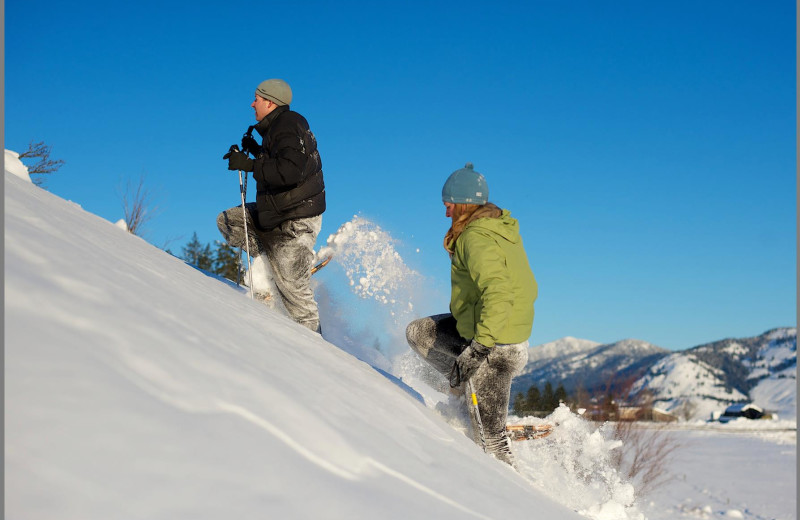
[4,163,797,520]
[641,424,796,520]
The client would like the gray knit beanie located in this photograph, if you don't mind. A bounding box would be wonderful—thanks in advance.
[256,79,292,106]
[442,163,489,204]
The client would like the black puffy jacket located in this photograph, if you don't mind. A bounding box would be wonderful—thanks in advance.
[251,105,326,230]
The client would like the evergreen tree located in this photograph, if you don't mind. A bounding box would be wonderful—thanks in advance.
[525,385,541,413]
[602,391,618,420]
[213,240,242,281]
[554,383,568,408]
[201,243,214,270]
[542,381,556,412]
[198,243,213,271]
[512,392,527,417]
[182,232,213,270]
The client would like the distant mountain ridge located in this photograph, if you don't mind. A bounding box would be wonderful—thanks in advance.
[514,328,797,421]
[513,337,671,400]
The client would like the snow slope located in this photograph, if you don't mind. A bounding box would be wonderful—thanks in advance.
[5,171,586,519]
[5,168,795,520]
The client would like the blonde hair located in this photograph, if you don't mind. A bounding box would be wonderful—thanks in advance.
[443,202,502,254]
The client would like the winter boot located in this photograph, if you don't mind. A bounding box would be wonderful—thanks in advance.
[485,433,516,468]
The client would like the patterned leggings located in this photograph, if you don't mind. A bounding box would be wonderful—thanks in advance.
[217,203,322,332]
[405,314,528,465]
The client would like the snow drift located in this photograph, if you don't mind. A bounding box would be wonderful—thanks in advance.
[5,170,590,519]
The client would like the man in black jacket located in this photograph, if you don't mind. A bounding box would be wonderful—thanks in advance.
[218,79,326,333]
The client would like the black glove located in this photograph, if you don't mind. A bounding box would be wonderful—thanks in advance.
[241,135,261,157]
[223,149,255,172]
[449,340,491,387]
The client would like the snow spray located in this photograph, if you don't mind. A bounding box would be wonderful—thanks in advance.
[315,217,647,520]
[316,216,421,311]
[511,405,645,520]
[314,216,441,372]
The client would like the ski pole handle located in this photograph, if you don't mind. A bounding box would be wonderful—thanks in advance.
[223,144,241,160]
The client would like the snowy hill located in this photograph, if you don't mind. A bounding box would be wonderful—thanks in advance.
[630,328,797,420]
[6,166,796,520]
[515,330,796,422]
[4,171,595,519]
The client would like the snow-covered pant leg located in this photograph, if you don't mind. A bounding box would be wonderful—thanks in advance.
[405,314,468,375]
[216,203,264,256]
[255,215,322,332]
[406,316,530,466]
[470,341,529,466]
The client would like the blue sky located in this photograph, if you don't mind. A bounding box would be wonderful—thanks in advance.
[5,0,796,350]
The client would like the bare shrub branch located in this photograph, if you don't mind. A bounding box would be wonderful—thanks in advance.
[610,421,682,497]
[18,141,65,187]
[119,175,159,237]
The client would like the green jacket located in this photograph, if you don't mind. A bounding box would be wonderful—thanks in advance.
[449,209,537,347]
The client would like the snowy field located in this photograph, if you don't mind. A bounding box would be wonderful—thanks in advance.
[640,424,795,520]
[4,162,797,520]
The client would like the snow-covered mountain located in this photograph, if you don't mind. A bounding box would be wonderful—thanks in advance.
[513,337,670,401]
[516,330,797,422]
[630,328,797,420]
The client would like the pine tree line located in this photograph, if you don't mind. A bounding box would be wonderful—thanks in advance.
[512,381,569,417]
[176,232,244,282]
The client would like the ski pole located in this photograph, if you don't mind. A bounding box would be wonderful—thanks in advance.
[466,378,487,452]
[241,165,249,281]
[230,144,254,299]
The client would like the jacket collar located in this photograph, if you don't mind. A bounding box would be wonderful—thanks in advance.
[254,105,290,136]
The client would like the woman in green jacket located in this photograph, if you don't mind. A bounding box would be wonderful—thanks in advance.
[406,163,538,467]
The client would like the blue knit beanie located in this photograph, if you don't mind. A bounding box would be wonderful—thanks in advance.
[441,163,488,204]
